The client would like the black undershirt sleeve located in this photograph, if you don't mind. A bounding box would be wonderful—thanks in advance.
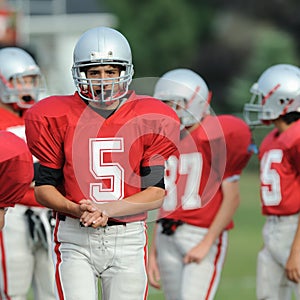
[140,165,165,190]
[35,165,165,190]
[33,162,40,182]
[35,165,64,187]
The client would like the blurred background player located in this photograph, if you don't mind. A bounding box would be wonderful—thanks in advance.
[24,26,179,300]
[0,130,33,230]
[148,68,254,300]
[0,47,55,300]
[244,64,300,299]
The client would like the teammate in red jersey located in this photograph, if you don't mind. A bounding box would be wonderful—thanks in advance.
[25,26,180,300]
[0,47,56,300]
[0,131,33,230]
[244,64,300,299]
[147,68,253,300]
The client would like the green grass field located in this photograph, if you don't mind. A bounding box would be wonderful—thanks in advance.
[28,170,265,299]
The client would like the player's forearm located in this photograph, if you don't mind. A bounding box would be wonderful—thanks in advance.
[203,181,240,245]
[96,187,165,218]
[34,185,81,218]
[149,222,159,257]
[205,198,239,245]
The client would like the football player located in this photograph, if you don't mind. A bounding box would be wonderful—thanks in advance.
[25,26,180,300]
[0,131,33,230]
[244,64,300,299]
[0,47,56,300]
[147,68,253,300]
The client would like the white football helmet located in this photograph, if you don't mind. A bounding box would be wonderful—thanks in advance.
[244,64,300,126]
[72,26,134,104]
[0,47,46,109]
[154,68,211,127]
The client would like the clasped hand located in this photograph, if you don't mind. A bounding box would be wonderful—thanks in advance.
[79,199,108,228]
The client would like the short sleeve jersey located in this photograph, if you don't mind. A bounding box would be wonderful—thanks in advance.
[0,131,33,207]
[159,115,252,229]
[0,108,39,206]
[25,92,180,221]
[259,120,300,215]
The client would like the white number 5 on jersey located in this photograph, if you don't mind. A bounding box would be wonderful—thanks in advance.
[89,138,125,202]
[260,149,283,206]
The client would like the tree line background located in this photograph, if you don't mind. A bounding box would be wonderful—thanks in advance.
[101,0,300,170]
[103,0,300,114]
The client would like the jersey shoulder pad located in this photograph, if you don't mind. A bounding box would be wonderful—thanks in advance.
[278,120,300,148]
[197,115,225,141]
[0,108,24,129]
[218,114,250,135]
[127,93,179,120]
[217,115,252,144]
[0,131,30,162]
[26,94,82,119]
[0,132,33,207]
[218,115,253,174]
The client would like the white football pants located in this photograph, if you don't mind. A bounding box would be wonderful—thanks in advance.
[156,222,228,300]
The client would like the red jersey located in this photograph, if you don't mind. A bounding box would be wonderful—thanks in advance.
[259,120,300,215]
[25,92,180,222]
[0,108,40,207]
[159,115,252,229]
[0,131,33,207]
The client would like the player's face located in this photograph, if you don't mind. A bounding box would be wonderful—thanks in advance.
[164,100,178,110]
[9,75,38,105]
[163,99,198,129]
[86,65,121,93]
[85,65,122,109]
[164,99,185,117]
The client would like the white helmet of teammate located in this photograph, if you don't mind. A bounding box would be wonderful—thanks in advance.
[244,64,300,126]
[154,68,211,127]
[72,26,134,104]
[0,47,46,109]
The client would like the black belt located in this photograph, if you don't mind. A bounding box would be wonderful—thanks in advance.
[157,218,183,235]
[57,213,126,227]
